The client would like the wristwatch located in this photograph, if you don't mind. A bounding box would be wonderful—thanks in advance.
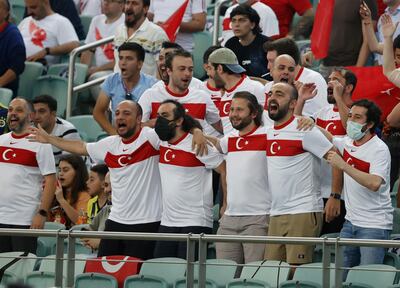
[45,47,51,55]
[37,209,48,218]
[330,193,341,200]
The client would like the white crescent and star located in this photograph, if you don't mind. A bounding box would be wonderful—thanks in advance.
[325,122,336,131]
[164,149,176,162]
[117,155,131,167]
[2,149,16,161]
[223,102,230,115]
[235,138,249,150]
[270,141,280,155]
[346,157,355,167]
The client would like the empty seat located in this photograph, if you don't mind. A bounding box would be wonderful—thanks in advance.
[124,274,168,288]
[343,264,397,288]
[0,271,18,287]
[279,262,335,288]
[17,61,44,100]
[174,278,218,288]
[240,260,290,288]
[66,115,105,142]
[226,279,271,288]
[39,253,89,281]
[75,272,118,288]
[36,222,66,257]
[25,271,59,288]
[0,252,36,281]
[79,15,93,37]
[280,281,322,288]
[195,259,237,288]
[0,88,13,106]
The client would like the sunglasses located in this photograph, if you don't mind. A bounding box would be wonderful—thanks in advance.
[125,93,133,100]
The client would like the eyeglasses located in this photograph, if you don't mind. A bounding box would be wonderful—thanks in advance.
[125,93,133,101]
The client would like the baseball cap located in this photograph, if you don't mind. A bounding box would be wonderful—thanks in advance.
[208,48,246,74]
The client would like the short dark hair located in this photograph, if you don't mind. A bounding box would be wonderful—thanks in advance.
[263,38,300,65]
[90,164,109,180]
[118,42,145,62]
[160,99,203,132]
[139,0,150,7]
[394,34,400,49]
[165,50,192,70]
[332,67,358,93]
[32,95,57,112]
[162,41,183,50]
[230,4,262,35]
[203,45,222,64]
[232,91,263,126]
[351,99,381,133]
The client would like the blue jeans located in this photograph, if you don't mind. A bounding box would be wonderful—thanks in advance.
[340,220,390,273]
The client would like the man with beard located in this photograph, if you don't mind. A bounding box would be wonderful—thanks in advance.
[113,0,168,77]
[265,82,341,268]
[314,68,357,235]
[153,100,226,259]
[139,50,223,133]
[207,47,265,135]
[0,98,56,253]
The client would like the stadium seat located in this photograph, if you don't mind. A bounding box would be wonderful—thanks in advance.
[124,275,168,288]
[391,191,398,208]
[18,61,44,100]
[39,254,89,280]
[10,0,25,24]
[32,75,69,117]
[75,272,118,288]
[36,222,66,257]
[79,15,93,37]
[174,278,218,288]
[393,208,400,234]
[193,31,212,79]
[47,63,89,86]
[63,238,94,255]
[343,264,396,288]
[393,178,400,194]
[25,271,59,288]
[0,252,36,281]
[66,115,105,142]
[280,281,322,288]
[0,88,13,106]
[0,271,18,287]
[226,279,271,288]
[240,260,290,288]
[195,259,237,288]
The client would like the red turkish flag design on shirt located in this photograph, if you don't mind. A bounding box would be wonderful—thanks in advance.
[228,134,267,152]
[266,139,305,157]
[29,20,47,48]
[342,149,370,173]
[0,146,38,167]
[95,27,114,60]
[316,119,346,136]
[159,146,204,167]
[150,102,207,120]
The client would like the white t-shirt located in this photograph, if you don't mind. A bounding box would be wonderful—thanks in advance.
[85,14,125,67]
[18,14,79,65]
[333,136,393,230]
[220,125,271,216]
[266,116,332,216]
[158,132,223,227]
[74,0,102,16]
[221,1,279,45]
[51,117,81,164]
[114,18,169,77]
[151,77,204,90]
[139,83,221,130]
[86,127,162,225]
[219,75,265,135]
[149,0,206,51]
[0,132,56,225]
[314,105,346,198]
[199,80,223,137]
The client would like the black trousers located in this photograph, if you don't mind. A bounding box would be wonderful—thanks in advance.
[154,225,212,259]
[97,219,160,260]
[0,223,37,254]
[320,198,346,235]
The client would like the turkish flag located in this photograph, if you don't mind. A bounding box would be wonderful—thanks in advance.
[159,0,189,42]
[310,0,335,59]
[347,66,400,120]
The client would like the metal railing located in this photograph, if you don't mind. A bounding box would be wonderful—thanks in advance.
[212,0,230,45]
[0,228,400,288]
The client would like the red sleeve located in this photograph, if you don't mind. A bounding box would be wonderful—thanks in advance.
[289,0,312,16]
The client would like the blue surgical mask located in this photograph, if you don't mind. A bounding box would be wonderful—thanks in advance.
[346,120,366,140]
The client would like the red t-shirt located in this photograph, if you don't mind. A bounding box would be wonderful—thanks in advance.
[260,0,312,38]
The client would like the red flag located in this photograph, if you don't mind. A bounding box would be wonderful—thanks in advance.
[311,0,335,60]
[159,0,189,42]
[347,66,400,120]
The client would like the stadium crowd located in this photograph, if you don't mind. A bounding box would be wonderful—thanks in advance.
[1,0,400,279]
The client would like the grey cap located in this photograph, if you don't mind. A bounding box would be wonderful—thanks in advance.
[208,48,246,74]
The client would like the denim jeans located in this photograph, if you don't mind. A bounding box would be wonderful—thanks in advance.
[340,220,390,275]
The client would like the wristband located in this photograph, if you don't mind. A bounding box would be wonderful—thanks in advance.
[38,209,48,218]
[330,193,341,200]
[45,47,50,55]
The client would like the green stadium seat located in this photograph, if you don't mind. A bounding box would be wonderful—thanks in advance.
[0,252,36,281]
[66,115,105,142]
[79,15,93,38]
[124,275,168,288]
[391,191,398,208]
[193,31,212,79]
[18,61,44,100]
[393,208,400,234]
[25,271,58,288]
[195,259,237,288]
[226,278,271,287]
[10,0,25,24]
[174,278,218,288]
[75,273,118,288]
[343,264,396,288]
[280,281,322,288]
[240,260,290,288]
[36,222,66,257]
[0,88,13,106]
[47,63,89,86]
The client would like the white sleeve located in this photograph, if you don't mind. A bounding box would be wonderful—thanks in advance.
[145,128,161,150]
[219,135,229,154]
[86,137,112,162]
[205,94,221,125]
[302,126,333,159]
[332,137,346,155]
[192,0,207,14]
[303,72,328,117]
[220,6,234,46]
[260,6,279,37]
[138,90,153,122]
[56,17,79,44]
[198,144,224,169]
[370,146,391,184]
[253,82,266,107]
[37,144,56,176]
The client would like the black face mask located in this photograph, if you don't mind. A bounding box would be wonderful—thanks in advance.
[155,116,177,141]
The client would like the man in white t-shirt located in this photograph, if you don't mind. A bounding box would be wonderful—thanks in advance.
[148,0,206,51]
[74,0,102,16]
[264,38,328,117]
[152,99,226,258]
[81,0,125,99]
[0,98,56,253]
[207,47,265,135]
[113,0,169,77]
[19,0,79,65]
[265,82,339,266]
[221,0,279,46]
[139,50,223,133]
[327,99,393,272]
[32,95,81,165]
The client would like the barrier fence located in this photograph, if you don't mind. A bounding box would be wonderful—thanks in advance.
[0,228,400,288]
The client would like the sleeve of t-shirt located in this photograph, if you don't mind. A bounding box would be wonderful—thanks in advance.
[254,81,266,107]
[7,25,26,75]
[302,126,333,159]
[56,17,79,44]
[86,137,112,162]
[261,6,280,37]
[219,134,229,155]
[192,0,207,14]
[37,143,57,176]
[99,74,114,99]
[138,90,153,122]
[204,93,221,125]
[84,17,96,44]
[145,128,161,150]
[197,144,224,169]
[369,145,391,184]
[289,0,312,15]
[332,137,345,155]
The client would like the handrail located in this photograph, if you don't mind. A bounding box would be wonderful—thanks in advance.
[212,0,231,45]
[67,36,114,118]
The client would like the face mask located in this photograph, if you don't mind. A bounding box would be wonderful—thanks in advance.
[346,120,366,141]
[155,116,177,141]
